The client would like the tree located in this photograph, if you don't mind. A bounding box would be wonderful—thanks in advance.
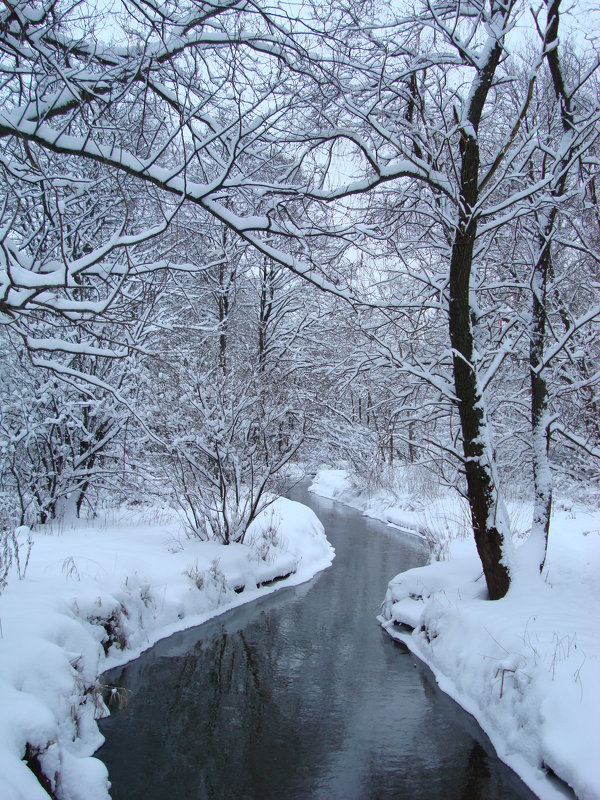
[138,246,310,542]
[298,0,599,596]
[0,281,157,523]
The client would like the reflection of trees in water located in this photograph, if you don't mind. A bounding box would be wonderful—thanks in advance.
[461,742,492,800]
[359,738,495,800]
[101,612,348,800]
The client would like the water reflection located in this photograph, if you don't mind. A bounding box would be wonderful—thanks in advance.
[98,488,536,799]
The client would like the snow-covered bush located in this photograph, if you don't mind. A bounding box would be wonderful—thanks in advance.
[146,356,303,544]
[184,558,229,604]
[246,509,281,563]
[417,502,470,562]
[0,523,32,592]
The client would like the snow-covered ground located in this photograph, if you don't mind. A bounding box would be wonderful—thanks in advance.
[0,498,334,799]
[310,468,600,800]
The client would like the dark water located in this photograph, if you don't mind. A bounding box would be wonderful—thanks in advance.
[97,485,536,799]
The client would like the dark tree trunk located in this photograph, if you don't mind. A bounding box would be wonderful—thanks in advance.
[529,238,553,572]
[218,259,229,375]
[447,16,511,600]
[258,258,273,374]
[449,216,510,600]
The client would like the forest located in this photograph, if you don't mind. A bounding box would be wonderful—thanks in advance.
[1,1,599,799]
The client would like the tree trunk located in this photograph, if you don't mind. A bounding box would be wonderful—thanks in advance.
[529,241,553,572]
[449,216,511,600]
[527,0,573,572]
[447,17,512,599]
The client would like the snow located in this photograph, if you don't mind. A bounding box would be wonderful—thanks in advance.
[309,466,466,557]
[0,498,334,799]
[309,468,600,800]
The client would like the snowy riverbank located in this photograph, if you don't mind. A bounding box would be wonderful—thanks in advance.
[0,498,334,799]
[310,468,600,800]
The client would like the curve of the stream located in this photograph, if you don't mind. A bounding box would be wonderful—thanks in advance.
[97,484,537,799]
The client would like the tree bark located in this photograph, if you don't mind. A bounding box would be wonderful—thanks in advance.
[449,216,510,599]
[529,221,555,571]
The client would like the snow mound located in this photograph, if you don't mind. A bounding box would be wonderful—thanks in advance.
[380,509,600,800]
[0,498,333,799]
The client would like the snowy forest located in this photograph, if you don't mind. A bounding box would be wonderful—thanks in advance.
[0,0,599,798]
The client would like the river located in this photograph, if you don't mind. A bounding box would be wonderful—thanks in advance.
[97,484,536,799]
